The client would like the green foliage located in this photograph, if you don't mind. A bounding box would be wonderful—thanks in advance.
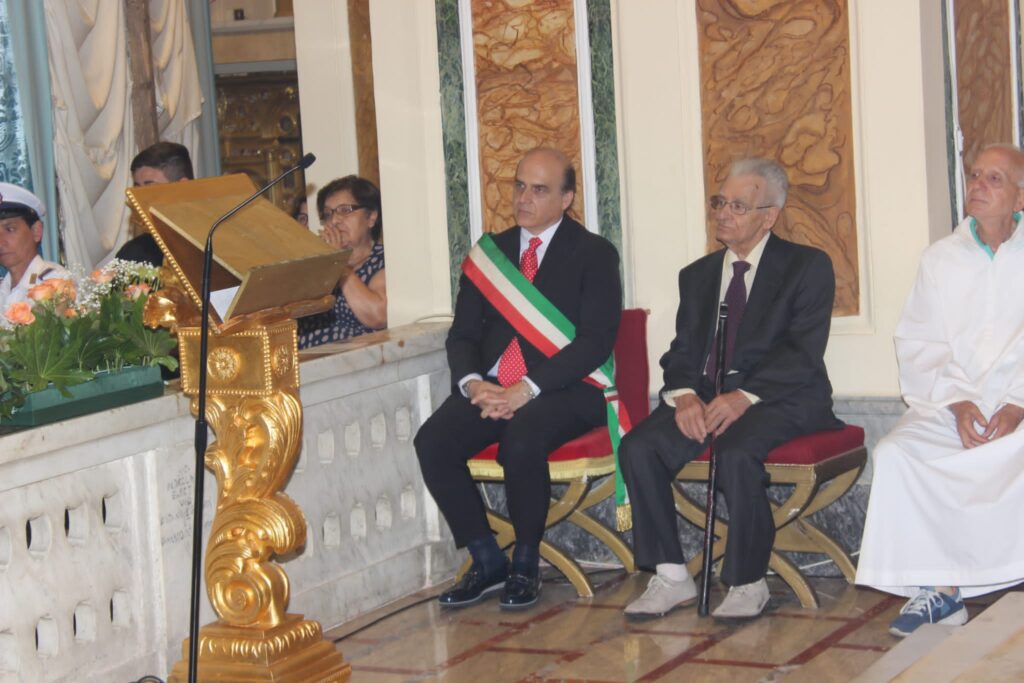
[0,261,179,420]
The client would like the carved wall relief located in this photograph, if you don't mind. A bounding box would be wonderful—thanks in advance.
[471,0,585,233]
[697,0,859,316]
[955,0,1014,166]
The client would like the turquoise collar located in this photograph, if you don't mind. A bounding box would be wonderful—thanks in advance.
[968,213,1020,259]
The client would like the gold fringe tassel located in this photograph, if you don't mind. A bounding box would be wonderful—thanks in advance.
[616,503,632,532]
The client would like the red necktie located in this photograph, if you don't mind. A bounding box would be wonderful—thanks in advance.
[497,237,542,387]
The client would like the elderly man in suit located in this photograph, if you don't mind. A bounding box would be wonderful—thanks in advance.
[620,157,841,619]
[415,147,622,610]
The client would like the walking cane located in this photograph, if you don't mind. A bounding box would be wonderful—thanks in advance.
[698,302,729,617]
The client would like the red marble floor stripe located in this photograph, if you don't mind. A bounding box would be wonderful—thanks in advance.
[430,603,578,673]
[582,603,629,610]
[626,627,711,637]
[488,645,576,656]
[769,611,856,622]
[785,595,902,666]
[833,642,890,653]
[351,664,429,675]
[691,656,777,669]
[636,635,722,682]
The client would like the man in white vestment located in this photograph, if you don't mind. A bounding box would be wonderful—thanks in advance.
[0,183,70,322]
[856,144,1024,637]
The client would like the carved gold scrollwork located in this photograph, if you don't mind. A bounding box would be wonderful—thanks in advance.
[152,281,349,679]
[199,388,306,629]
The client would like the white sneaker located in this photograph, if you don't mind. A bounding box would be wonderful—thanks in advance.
[712,578,770,619]
[624,573,697,618]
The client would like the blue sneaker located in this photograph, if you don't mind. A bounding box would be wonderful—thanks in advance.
[889,588,967,637]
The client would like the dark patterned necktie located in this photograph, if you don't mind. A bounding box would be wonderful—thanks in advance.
[497,237,543,387]
[706,260,751,381]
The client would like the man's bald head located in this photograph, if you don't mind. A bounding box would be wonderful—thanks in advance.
[514,148,576,234]
[519,148,576,195]
[965,143,1024,228]
[979,144,1024,188]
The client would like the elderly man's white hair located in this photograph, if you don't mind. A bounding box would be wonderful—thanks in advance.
[727,158,790,208]
[980,143,1024,188]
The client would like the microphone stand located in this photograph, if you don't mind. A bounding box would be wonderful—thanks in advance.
[186,154,315,683]
[698,302,729,617]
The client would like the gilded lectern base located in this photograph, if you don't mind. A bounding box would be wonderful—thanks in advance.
[168,614,350,682]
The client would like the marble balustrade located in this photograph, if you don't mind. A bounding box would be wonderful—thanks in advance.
[0,318,906,681]
[0,322,459,683]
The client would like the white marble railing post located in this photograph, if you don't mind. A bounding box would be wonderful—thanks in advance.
[0,323,458,682]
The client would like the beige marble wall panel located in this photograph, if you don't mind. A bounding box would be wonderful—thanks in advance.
[697,0,859,316]
[212,30,296,64]
[472,0,584,234]
[955,0,1014,166]
[348,0,381,187]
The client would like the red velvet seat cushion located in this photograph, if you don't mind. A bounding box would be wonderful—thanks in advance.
[695,424,865,465]
[468,309,649,468]
[473,427,611,463]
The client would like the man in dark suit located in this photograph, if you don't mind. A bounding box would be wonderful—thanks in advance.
[621,157,840,620]
[415,148,621,610]
[116,141,195,266]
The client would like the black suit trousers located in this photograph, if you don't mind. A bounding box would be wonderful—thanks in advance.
[415,382,605,549]
[620,399,807,586]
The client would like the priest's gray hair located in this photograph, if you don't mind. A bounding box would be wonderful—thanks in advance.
[981,143,1024,188]
[728,157,789,207]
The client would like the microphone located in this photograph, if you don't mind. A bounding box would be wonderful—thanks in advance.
[185,152,316,683]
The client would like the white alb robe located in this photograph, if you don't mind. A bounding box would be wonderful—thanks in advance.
[856,216,1024,598]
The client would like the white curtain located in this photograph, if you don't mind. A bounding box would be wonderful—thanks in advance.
[149,0,203,158]
[45,0,134,270]
[45,0,203,270]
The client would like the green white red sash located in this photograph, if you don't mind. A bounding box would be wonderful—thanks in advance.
[462,233,633,531]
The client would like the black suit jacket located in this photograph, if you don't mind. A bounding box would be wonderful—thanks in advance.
[447,215,622,395]
[660,233,839,427]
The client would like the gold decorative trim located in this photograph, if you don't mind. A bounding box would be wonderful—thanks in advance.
[125,190,204,314]
[151,270,347,681]
[468,454,616,482]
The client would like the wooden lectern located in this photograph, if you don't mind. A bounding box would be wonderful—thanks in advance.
[127,175,352,682]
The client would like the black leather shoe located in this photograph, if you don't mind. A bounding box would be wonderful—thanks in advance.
[499,571,542,610]
[438,562,508,607]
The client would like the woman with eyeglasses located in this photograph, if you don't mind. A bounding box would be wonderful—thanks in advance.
[297,175,386,348]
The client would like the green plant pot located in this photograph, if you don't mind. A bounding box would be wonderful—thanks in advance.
[4,366,164,427]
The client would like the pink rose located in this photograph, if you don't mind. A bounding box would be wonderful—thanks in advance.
[91,269,115,284]
[125,283,151,300]
[5,302,36,325]
[48,278,76,299]
[27,281,57,302]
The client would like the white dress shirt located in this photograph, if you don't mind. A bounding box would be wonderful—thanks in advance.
[459,219,563,397]
[662,230,772,407]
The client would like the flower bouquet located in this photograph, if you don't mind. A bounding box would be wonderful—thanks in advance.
[0,260,178,422]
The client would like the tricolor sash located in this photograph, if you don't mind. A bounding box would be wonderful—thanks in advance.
[462,233,633,531]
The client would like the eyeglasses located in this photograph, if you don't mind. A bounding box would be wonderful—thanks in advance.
[966,170,1009,189]
[709,195,775,215]
[320,204,365,221]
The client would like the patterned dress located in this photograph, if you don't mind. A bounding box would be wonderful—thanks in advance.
[298,241,385,349]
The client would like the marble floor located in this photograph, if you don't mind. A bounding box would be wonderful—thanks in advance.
[326,570,1019,682]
